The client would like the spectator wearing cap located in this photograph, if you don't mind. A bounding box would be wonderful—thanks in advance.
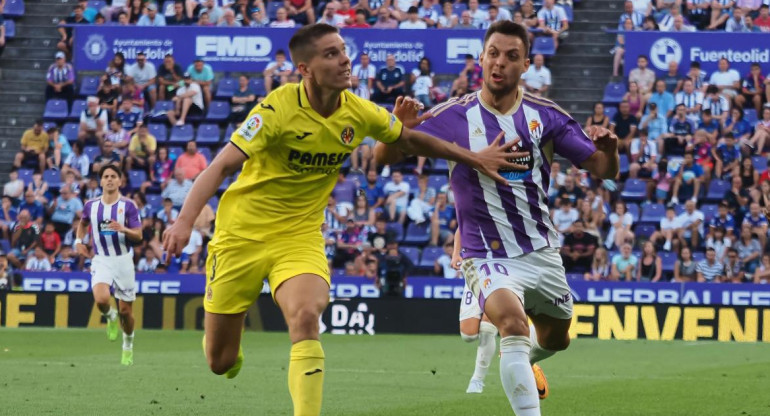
[77,96,109,145]
[437,1,458,28]
[372,6,399,28]
[167,72,205,126]
[372,54,405,104]
[175,140,208,180]
[138,2,167,25]
[57,4,89,56]
[157,54,184,101]
[167,1,192,25]
[126,51,158,110]
[263,50,294,94]
[270,7,297,27]
[347,9,372,27]
[399,6,428,28]
[229,75,256,124]
[521,54,552,97]
[45,52,76,107]
[218,8,242,26]
[318,2,346,26]
[14,120,49,175]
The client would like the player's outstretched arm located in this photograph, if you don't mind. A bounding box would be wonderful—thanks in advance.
[580,125,620,180]
[162,143,247,258]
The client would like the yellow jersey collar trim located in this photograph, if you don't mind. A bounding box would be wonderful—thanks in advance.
[476,87,524,116]
[298,82,348,109]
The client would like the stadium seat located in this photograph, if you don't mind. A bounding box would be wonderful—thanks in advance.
[78,76,100,97]
[4,0,24,17]
[452,3,467,14]
[430,159,449,175]
[752,155,767,173]
[208,195,219,211]
[84,146,100,163]
[206,101,230,122]
[17,168,34,186]
[705,179,730,203]
[602,82,627,104]
[199,147,212,162]
[419,246,444,268]
[43,99,68,121]
[604,105,618,120]
[626,203,640,222]
[248,78,266,97]
[402,222,430,246]
[88,0,106,11]
[562,4,573,21]
[62,122,79,141]
[673,203,685,216]
[619,154,629,176]
[692,251,705,263]
[660,251,677,274]
[168,146,183,160]
[401,174,419,194]
[633,224,657,241]
[128,170,147,190]
[43,169,62,191]
[0,240,10,254]
[214,78,237,99]
[42,121,57,132]
[620,179,646,202]
[531,37,556,56]
[333,181,356,204]
[146,194,163,210]
[147,123,168,141]
[153,100,175,115]
[68,99,87,121]
[267,1,282,20]
[169,125,194,144]
[640,203,665,224]
[386,222,404,242]
[744,109,757,125]
[700,204,718,222]
[196,123,221,145]
[400,246,421,265]
[4,20,15,38]
[218,176,232,192]
[428,175,448,191]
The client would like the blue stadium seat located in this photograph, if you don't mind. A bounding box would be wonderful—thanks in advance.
[267,1,282,20]
[218,176,232,192]
[17,168,34,186]
[700,204,718,222]
[604,105,618,120]
[42,121,57,132]
[386,222,404,242]
[248,78,266,97]
[4,20,15,38]
[705,179,730,203]
[84,146,100,163]
[640,203,665,224]
[196,123,221,145]
[478,3,489,10]
[402,222,430,246]
[752,155,767,173]
[620,179,646,202]
[79,76,100,97]
[128,170,147,190]
[199,147,212,163]
[744,109,757,125]
[0,240,10,254]
[430,159,449,175]
[619,154,629,176]
[224,124,236,140]
[602,82,627,104]
[88,0,106,11]
[660,251,677,274]
[43,99,68,121]
[169,125,194,144]
[400,246,421,265]
[153,100,174,114]
[4,0,24,17]
[168,146,183,160]
[43,169,62,191]
[214,78,237,99]
[147,123,168,141]
[146,194,163,210]
[452,3,467,14]
[692,251,705,263]
[206,101,230,122]
[62,122,79,142]
[428,175,448,191]
[626,203,640,222]
[333,181,356,204]
[401,174,419,194]
[68,99,87,121]
[419,246,444,267]
[634,224,657,240]
[531,37,556,56]
[208,195,219,211]
[562,4,573,21]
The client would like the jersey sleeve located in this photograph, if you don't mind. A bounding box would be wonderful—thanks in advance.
[229,92,281,157]
[549,108,597,167]
[81,200,91,222]
[413,104,457,143]
[126,201,142,229]
[362,100,403,144]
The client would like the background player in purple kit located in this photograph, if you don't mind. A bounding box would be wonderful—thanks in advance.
[76,165,142,366]
[376,21,618,416]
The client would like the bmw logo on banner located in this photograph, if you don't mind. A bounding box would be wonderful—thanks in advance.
[649,37,682,71]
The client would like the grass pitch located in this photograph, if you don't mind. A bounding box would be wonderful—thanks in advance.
[0,328,769,415]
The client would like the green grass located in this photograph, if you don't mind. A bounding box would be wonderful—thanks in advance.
[1,329,769,415]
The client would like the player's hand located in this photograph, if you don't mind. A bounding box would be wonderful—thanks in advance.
[106,220,125,233]
[393,96,432,129]
[450,250,462,271]
[75,243,90,259]
[585,125,618,154]
[162,221,192,263]
[475,132,531,184]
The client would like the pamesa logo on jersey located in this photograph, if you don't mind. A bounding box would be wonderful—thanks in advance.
[83,34,108,62]
[650,37,682,71]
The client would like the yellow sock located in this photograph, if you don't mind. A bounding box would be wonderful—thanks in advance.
[288,340,325,416]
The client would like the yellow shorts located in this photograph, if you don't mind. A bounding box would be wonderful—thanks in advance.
[203,230,331,314]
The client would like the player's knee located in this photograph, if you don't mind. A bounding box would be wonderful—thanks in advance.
[541,334,570,352]
[289,306,321,333]
[460,332,479,343]
[496,316,529,337]
[118,304,132,317]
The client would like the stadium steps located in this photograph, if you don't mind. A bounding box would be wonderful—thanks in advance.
[547,0,617,123]
[0,0,74,179]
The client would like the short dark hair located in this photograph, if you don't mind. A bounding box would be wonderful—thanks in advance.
[637,54,649,61]
[276,49,286,56]
[288,24,340,64]
[701,109,711,116]
[99,164,122,179]
[483,21,530,57]
[690,61,700,69]
[706,84,719,95]
[34,118,43,126]
[488,5,498,11]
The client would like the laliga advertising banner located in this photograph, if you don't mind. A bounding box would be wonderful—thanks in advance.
[624,31,770,77]
[74,26,486,73]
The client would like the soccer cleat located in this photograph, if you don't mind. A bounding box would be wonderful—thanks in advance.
[202,334,244,379]
[121,349,133,366]
[532,364,549,400]
[466,378,484,394]
[106,318,119,342]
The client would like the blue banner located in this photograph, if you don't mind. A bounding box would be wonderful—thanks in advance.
[74,26,486,74]
[18,271,770,306]
[624,31,770,78]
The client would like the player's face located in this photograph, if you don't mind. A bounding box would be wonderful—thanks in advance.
[479,33,529,97]
[101,171,120,192]
[303,33,352,91]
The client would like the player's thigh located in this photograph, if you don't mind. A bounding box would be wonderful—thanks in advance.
[91,255,117,299]
[268,234,331,311]
[462,258,530,337]
[204,311,246,359]
[92,282,112,304]
[111,253,137,303]
[458,283,483,333]
[524,248,574,322]
[204,233,270,315]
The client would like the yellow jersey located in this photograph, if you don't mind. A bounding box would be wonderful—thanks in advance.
[219,82,403,241]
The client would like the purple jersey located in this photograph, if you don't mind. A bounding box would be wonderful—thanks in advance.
[82,197,141,256]
[416,90,596,259]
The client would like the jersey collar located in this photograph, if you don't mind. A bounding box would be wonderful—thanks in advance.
[297,82,348,110]
[477,86,524,116]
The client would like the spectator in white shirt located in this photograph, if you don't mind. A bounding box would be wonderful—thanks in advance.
[383,171,411,224]
[351,53,376,100]
[551,197,579,244]
[167,73,205,126]
[137,249,160,273]
[161,169,193,209]
[263,49,295,94]
[606,201,635,249]
[411,57,434,108]
[490,0,512,20]
[708,57,741,98]
[537,0,569,49]
[467,0,489,27]
[521,54,552,97]
[125,51,157,109]
[435,242,460,278]
[318,1,346,25]
[270,7,297,27]
[218,8,242,26]
[78,96,109,145]
[399,6,428,28]
[650,206,681,251]
[675,199,705,248]
[25,247,52,271]
[669,14,697,31]
[418,0,440,26]
[437,0,458,28]
[137,2,167,26]
[180,229,203,273]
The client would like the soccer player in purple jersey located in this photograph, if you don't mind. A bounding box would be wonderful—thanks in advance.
[376,21,618,416]
[76,165,142,366]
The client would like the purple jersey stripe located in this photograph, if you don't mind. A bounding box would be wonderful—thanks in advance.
[96,202,109,256]
[453,164,508,258]
[110,203,122,256]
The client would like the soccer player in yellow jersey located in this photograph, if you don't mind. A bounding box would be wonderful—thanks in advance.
[162,23,527,416]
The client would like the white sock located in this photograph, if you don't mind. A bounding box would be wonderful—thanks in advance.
[500,336,540,416]
[123,332,134,351]
[103,308,117,321]
[471,321,498,382]
[529,324,556,365]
